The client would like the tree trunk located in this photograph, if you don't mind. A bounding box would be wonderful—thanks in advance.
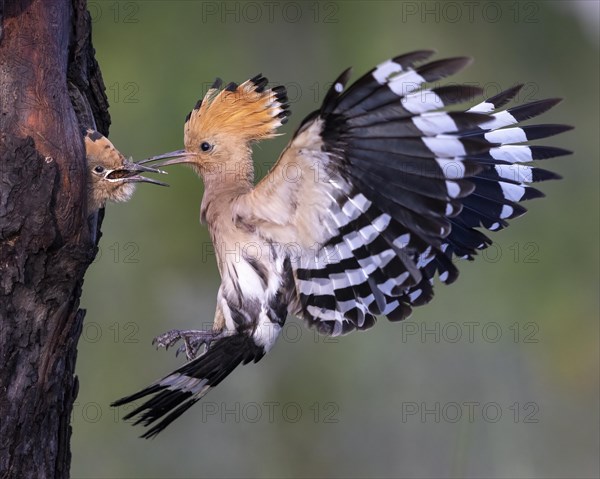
[0,1,109,477]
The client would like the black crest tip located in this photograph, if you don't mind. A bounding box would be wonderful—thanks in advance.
[249,73,269,93]
[225,82,238,92]
[86,129,103,142]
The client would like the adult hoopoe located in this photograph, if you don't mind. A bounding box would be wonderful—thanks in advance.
[84,128,167,213]
[112,50,572,438]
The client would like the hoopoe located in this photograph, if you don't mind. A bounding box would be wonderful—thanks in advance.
[84,128,167,213]
[112,50,572,438]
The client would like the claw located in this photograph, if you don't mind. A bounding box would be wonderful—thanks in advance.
[153,328,233,360]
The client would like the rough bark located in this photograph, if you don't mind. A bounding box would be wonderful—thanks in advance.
[0,1,109,477]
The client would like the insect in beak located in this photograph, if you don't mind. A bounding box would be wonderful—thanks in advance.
[108,160,169,186]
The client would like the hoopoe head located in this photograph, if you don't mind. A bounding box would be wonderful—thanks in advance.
[85,129,167,213]
[141,76,290,179]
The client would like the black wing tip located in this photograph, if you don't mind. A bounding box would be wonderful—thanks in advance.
[506,83,525,94]
[320,67,354,115]
[434,84,485,103]
[533,168,563,182]
[530,145,573,159]
[544,97,563,106]
[439,55,473,68]
[523,187,545,201]
[386,302,413,322]
[337,66,354,86]
[416,56,473,83]
[523,97,563,111]
[486,84,525,107]
[533,97,563,107]
[521,123,574,141]
[540,123,574,132]
[391,49,437,66]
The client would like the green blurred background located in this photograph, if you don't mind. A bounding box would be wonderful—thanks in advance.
[74,1,599,478]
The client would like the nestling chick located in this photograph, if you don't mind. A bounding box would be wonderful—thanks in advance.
[84,128,167,213]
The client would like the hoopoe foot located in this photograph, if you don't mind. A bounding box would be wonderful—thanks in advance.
[152,329,232,360]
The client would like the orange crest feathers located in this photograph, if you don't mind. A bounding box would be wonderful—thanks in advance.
[184,75,290,146]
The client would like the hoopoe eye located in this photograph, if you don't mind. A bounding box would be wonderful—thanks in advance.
[200,142,213,152]
[93,165,105,174]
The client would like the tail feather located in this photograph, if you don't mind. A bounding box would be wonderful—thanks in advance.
[111,333,264,438]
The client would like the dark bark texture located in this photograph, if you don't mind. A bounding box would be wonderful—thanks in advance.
[0,1,109,477]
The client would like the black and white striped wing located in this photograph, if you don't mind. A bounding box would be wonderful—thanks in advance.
[255,51,571,336]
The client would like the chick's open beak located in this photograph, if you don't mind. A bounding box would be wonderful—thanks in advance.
[108,160,169,187]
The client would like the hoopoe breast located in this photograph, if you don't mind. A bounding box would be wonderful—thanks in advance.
[215,226,292,352]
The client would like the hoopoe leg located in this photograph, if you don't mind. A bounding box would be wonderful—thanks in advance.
[152,304,232,360]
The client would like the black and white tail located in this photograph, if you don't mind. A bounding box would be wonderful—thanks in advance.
[111,334,264,438]
[292,50,572,335]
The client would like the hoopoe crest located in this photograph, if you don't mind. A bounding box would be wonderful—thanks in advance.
[113,50,572,438]
[184,76,289,145]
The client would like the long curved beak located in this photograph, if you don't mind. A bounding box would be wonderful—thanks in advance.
[126,161,167,175]
[138,149,196,168]
[107,161,169,187]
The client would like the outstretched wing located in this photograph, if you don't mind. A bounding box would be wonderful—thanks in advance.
[234,50,572,336]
